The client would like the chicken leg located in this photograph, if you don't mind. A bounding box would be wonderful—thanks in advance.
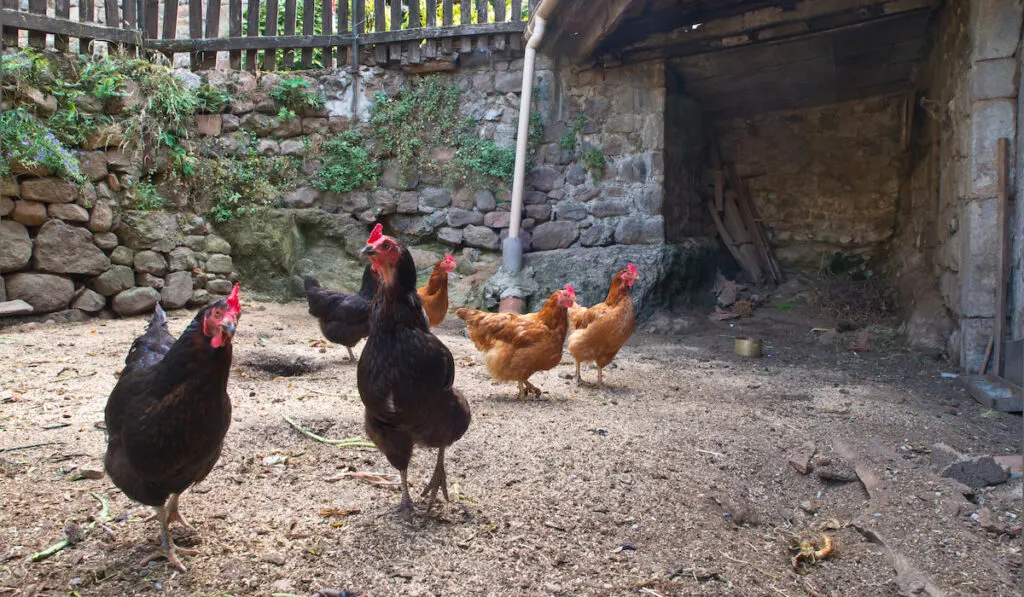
[597,366,604,388]
[420,447,449,514]
[140,503,199,571]
[144,493,195,531]
[574,361,582,385]
[393,469,415,522]
[346,346,356,361]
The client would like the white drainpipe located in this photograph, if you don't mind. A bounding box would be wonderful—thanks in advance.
[503,0,560,272]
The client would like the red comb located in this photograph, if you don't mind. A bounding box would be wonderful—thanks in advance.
[445,253,454,262]
[226,283,240,314]
[564,284,575,296]
[627,263,638,275]
[367,223,383,244]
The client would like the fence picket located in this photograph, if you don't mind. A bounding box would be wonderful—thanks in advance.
[53,0,69,51]
[245,0,259,70]
[229,0,242,69]
[424,0,436,58]
[373,0,385,64]
[282,0,296,68]
[335,0,347,66]
[144,0,158,39]
[321,0,332,67]
[27,0,45,49]
[123,0,136,52]
[204,0,221,67]
[189,0,202,68]
[441,0,452,54]
[79,0,93,52]
[388,0,400,62]
[301,0,313,67]
[459,0,469,52]
[263,0,279,70]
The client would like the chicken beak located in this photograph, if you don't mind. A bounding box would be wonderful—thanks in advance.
[360,245,376,256]
[222,320,237,338]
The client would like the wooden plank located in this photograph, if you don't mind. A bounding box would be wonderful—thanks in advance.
[476,0,486,23]
[145,21,525,51]
[301,0,314,67]
[707,200,759,285]
[203,0,222,67]
[189,0,203,67]
[388,0,400,62]
[53,0,69,51]
[994,137,1011,377]
[459,0,470,52]
[78,0,93,52]
[27,0,44,49]
[403,0,420,61]
[122,0,136,52]
[321,0,332,67]
[3,0,19,50]
[144,0,157,39]
[511,0,521,21]
[722,194,764,285]
[424,0,436,57]
[334,0,346,66]
[372,0,385,63]
[245,0,259,70]
[162,0,178,39]
[229,0,242,68]
[441,0,452,53]
[728,165,779,284]
[353,0,362,33]
[103,0,119,50]
[282,0,296,68]
[263,0,279,69]
[494,0,504,22]
[1,8,137,43]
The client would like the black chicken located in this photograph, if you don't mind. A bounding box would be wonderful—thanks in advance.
[357,223,471,519]
[104,285,241,571]
[303,265,378,361]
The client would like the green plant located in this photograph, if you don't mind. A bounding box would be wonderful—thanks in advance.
[313,132,379,193]
[277,106,298,122]
[195,134,299,222]
[584,148,606,179]
[270,77,324,112]
[558,113,586,151]
[0,107,85,182]
[449,137,515,186]
[126,179,165,211]
[195,83,230,114]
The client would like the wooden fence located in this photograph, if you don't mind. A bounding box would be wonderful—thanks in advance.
[0,0,532,71]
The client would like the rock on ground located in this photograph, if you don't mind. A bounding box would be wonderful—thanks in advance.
[0,221,32,273]
[5,273,74,313]
[113,287,161,316]
[161,271,193,309]
[32,220,110,276]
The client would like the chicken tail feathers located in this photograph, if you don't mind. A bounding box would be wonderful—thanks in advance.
[149,304,168,331]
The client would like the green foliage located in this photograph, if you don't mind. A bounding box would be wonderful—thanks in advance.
[278,106,298,122]
[529,110,545,145]
[0,48,50,85]
[195,83,231,114]
[270,77,325,113]
[196,134,299,222]
[0,107,85,183]
[449,137,516,186]
[313,132,379,193]
[125,179,165,211]
[583,148,606,179]
[558,113,587,151]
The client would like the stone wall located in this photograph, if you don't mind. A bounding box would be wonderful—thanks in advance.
[713,97,905,273]
[1,158,236,318]
[663,69,710,242]
[889,0,1022,370]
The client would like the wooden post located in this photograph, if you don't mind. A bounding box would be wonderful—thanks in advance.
[282,0,296,68]
[509,0,522,49]
[441,0,452,54]
[162,0,178,61]
[263,0,279,70]
[404,0,420,64]
[300,0,314,67]
[27,0,45,49]
[123,0,137,54]
[79,0,94,53]
[54,0,69,51]
[104,0,119,51]
[245,0,259,71]
[335,0,347,66]
[2,0,19,50]
[424,0,436,58]
[993,137,1011,377]
[493,0,505,51]
[459,0,470,53]
[321,0,333,67]
[144,0,158,41]
[203,0,222,67]
[229,0,243,69]
[189,0,203,67]
[373,0,385,64]
[388,0,400,63]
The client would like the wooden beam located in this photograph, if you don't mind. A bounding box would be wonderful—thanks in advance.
[144,20,525,52]
[994,138,1010,377]
[595,3,933,66]
[546,0,635,63]
[1,8,137,43]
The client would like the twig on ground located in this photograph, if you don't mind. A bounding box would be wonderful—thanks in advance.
[29,492,109,562]
[639,588,665,597]
[41,423,70,430]
[0,441,60,453]
[50,372,97,384]
[283,416,375,447]
[697,449,725,457]
[853,525,946,597]
[719,551,749,565]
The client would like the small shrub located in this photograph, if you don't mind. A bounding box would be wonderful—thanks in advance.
[0,107,85,183]
[195,134,299,222]
[313,132,379,193]
[277,106,298,122]
[270,77,324,112]
[126,179,165,211]
[558,113,586,152]
[584,148,606,179]
[195,83,230,114]
[449,137,516,186]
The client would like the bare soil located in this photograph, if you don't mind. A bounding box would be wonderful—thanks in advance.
[0,299,1020,597]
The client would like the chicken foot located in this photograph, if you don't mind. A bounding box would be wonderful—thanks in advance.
[143,493,195,531]
[346,346,356,361]
[573,363,605,389]
[390,469,415,522]
[140,503,199,572]
[516,380,542,400]
[420,447,449,515]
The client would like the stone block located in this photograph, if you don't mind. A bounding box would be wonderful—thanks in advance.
[475,190,497,212]
[207,254,234,275]
[615,217,645,245]
[589,199,630,217]
[207,279,234,294]
[206,235,232,254]
[195,114,223,136]
[113,287,161,316]
[0,300,34,317]
[222,113,241,132]
[117,211,182,252]
[463,225,500,250]
[484,211,511,228]
[580,223,614,247]
[134,250,168,276]
[555,201,588,221]
[284,186,320,208]
[161,271,193,309]
[531,221,578,251]
[135,272,165,290]
[970,58,1019,100]
[257,139,280,156]
[270,116,303,138]
[494,71,522,94]
[0,221,32,272]
[47,203,89,223]
[420,187,452,209]
[971,0,1024,60]
[529,166,561,192]
[93,232,118,250]
[437,227,464,246]
[78,151,109,181]
[89,265,135,296]
[397,191,420,214]
[280,139,305,155]
[448,208,485,228]
[20,178,76,204]
[88,199,114,232]
[33,220,110,276]
[524,204,551,221]
[110,246,135,266]
[6,273,74,313]
[970,99,1015,198]
[942,455,1009,488]
[960,198,998,317]
[303,117,329,135]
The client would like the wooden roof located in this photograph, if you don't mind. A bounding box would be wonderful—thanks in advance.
[540,0,940,117]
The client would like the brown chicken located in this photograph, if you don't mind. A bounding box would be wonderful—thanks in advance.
[104,286,241,571]
[417,253,456,328]
[356,224,471,520]
[568,264,640,387]
[455,285,576,400]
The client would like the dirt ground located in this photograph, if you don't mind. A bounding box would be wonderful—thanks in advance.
[0,297,1021,597]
